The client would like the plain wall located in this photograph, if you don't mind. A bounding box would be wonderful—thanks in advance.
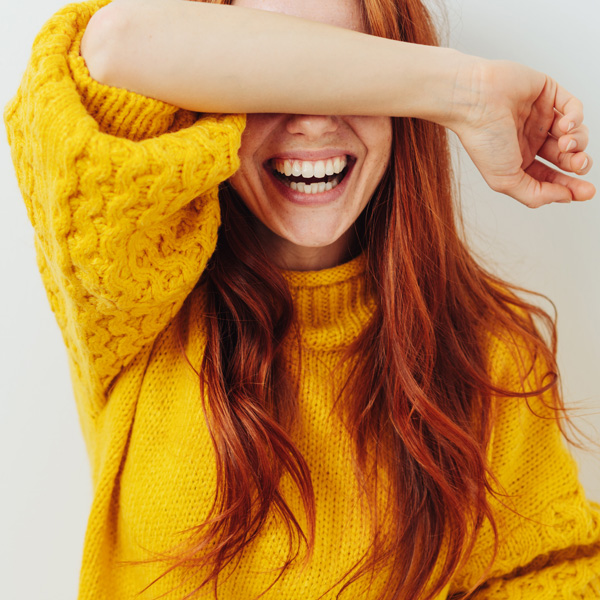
[1,0,598,598]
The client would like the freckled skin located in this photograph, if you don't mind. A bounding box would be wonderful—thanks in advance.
[229,0,393,271]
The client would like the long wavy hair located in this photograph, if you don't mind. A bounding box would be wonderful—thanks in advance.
[144,0,564,598]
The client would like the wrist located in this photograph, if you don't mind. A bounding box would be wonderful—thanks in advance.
[435,53,499,134]
[410,48,485,130]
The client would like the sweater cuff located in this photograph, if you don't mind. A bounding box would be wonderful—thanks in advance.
[66,1,180,141]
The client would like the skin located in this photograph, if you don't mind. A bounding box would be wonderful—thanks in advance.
[229,0,391,270]
[201,0,388,269]
[230,113,392,271]
[231,0,591,269]
[80,0,596,270]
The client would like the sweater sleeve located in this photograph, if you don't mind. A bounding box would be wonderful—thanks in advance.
[4,0,245,419]
[449,335,600,598]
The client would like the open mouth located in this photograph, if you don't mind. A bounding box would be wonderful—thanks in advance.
[270,155,351,195]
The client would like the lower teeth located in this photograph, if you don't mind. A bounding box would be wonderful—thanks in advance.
[287,176,340,194]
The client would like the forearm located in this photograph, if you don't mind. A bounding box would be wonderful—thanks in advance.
[81,0,466,125]
[81,0,595,206]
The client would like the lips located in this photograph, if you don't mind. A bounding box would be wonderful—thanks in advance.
[269,155,351,195]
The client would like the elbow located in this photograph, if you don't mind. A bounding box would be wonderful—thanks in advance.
[80,1,133,87]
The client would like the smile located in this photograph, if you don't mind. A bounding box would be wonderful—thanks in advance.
[270,155,350,195]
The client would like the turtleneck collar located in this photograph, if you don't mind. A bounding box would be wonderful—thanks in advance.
[280,254,376,351]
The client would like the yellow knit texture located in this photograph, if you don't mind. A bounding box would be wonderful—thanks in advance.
[5,2,600,598]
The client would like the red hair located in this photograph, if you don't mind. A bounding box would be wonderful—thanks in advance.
[141,0,564,598]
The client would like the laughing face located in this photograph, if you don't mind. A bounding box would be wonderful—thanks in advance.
[230,0,393,271]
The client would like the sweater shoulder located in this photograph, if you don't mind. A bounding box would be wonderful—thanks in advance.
[4,0,245,421]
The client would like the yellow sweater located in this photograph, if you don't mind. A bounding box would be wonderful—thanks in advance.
[5,2,600,598]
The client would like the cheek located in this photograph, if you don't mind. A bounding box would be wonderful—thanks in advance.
[376,118,394,164]
[363,117,393,186]
[237,113,278,158]
[356,116,393,165]
[230,114,280,196]
[228,165,250,207]
[232,130,260,187]
[229,138,263,203]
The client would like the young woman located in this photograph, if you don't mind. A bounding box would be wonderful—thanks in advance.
[5,0,599,598]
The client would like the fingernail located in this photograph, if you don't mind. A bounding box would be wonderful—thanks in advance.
[567,121,576,132]
[579,157,589,172]
[566,140,577,152]
[557,199,571,204]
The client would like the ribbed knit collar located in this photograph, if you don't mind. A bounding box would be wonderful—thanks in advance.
[281,254,376,351]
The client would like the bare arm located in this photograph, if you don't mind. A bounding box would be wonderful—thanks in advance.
[81,0,595,207]
[82,0,460,120]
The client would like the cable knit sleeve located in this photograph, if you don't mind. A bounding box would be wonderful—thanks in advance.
[4,0,245,419]
[449,335,600,598]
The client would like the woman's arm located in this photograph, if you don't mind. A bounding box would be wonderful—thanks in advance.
[81,0,595,207]
[82,0,459,120]
[4,0,245,417]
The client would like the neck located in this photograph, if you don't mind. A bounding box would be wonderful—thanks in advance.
[259,224,360,272]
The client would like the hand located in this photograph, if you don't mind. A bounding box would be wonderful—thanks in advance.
[447,58,595,208]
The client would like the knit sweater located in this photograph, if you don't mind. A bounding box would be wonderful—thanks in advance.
[5,2,600,598]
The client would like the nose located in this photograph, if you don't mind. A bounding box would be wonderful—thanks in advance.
[285,115,339,139]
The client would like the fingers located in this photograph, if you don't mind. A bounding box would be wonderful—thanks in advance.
[491,159,596,209]
[553,84,584,133]
[549,118,589,150]
[548,117,590,170]
[463,72,594,208]
[519,159,596,207]
[557,127,590,159]
[544,84,591,175]
[548,113,585,141]
[536,88,592,190]
[538,136,592,175]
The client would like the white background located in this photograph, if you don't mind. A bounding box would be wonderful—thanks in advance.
[1,1,598,598]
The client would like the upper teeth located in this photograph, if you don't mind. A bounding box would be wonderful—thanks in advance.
[273,156,348,179]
